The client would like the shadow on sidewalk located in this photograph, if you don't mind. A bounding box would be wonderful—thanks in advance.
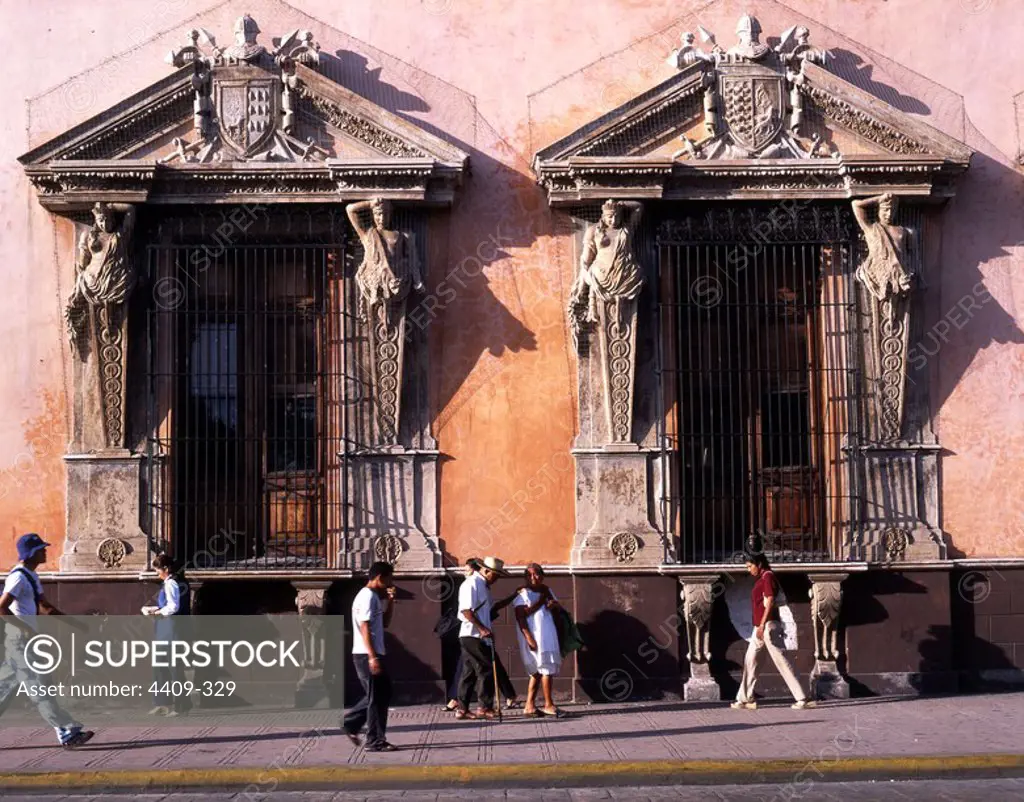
[422,719,822,748]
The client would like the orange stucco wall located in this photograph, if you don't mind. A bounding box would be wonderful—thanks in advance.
[2,0,1023,568]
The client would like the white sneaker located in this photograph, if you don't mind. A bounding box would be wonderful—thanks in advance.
[792,699,817,709]
[730,701,757,710]
[148,706,170,716]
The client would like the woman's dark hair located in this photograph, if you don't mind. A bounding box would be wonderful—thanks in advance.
[465,557,483,572]
[525,562,545,578]
[745,551,771,572]
[152,553,176,573]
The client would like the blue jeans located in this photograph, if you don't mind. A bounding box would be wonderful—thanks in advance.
[0,635,83,744]
[343,655,391,747]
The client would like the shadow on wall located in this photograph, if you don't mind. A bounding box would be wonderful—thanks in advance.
[949,568,1024,693]
[576,609,681,702]
[827,49,931,115]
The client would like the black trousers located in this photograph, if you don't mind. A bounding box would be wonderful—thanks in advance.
[447,649,516,703]
[459,636,505,711]
[343,655,391,746]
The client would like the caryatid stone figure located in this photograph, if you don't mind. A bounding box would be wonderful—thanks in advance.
[852,193,915,303]
[852,193,917,442]
[347,199,423,326]
[347,198,423,445]
[568,199,644,335]
[568,199,645,444]
[65,202,137,357]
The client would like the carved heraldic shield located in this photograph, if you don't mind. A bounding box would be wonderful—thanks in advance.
[720,75,784,151]
[216,78,277,157]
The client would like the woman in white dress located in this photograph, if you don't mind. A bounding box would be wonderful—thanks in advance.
[513,563,564,718]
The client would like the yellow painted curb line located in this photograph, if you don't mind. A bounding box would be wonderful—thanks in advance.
[0,754,1022,790]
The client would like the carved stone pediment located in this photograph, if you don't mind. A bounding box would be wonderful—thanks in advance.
[533,17,971,203]
[18,17,468,210]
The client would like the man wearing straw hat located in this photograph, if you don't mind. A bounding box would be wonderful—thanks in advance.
[455,556,509,720]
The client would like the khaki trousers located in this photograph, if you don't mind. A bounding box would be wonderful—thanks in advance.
[736,621,806,703]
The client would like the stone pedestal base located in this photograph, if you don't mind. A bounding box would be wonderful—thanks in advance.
[810,660,850,700]
[684,662,721,701]
[570,447,664,568]
[344,450,441,571]
[62,452,148,572]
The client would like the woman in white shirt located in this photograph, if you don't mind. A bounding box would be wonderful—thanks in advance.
[513,563,564,718]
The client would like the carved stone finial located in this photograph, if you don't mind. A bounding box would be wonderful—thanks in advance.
[728,14,770,61]
[223,14,266,63]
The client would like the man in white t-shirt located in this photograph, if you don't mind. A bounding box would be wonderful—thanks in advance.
[456,556,509,720]
[0,533,94,748]
[342,561,397,751]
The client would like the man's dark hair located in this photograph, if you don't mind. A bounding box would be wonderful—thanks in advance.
[368,561,394,581]
[153,553,176,572]
[465,557,482,571]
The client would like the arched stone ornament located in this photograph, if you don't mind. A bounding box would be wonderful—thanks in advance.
[96,537,128,569]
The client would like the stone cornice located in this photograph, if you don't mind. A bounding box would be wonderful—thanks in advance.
[536,153,967,204]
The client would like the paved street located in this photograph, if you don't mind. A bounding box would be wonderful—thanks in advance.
[0,693,1022,795]
[4,778,1024,800]
[1,693,1021,773]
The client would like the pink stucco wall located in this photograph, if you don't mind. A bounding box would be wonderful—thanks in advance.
[1,0,1022,568]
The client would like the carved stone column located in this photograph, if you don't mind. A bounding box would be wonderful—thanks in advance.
[293,584,329,708]
[808,573,849,699]
[680,576,722,700]
[62,203,147,573]
[567,203,665,568]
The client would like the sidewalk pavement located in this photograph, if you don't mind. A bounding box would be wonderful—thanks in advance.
[0,692,1022,792]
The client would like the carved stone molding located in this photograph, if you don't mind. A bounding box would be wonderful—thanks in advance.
[808,573,849,699]
[609,532,640,564]
[96,537,128,569]
[680,575,722,701]
[374,534,403,565]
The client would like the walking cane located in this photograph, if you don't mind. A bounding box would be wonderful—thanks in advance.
[489,638,502,722]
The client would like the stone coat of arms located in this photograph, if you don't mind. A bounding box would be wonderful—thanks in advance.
[720,73,784,152]
[215,77,278,157]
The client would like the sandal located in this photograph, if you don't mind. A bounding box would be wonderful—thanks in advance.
[454,709,476,720]
[539,707,566,718]
[442,700,460,712]
[504,699,522,709]
[522,707,542,718]
[475,708,498,720]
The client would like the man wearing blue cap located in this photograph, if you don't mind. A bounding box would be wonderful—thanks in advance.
[0,533,95,748]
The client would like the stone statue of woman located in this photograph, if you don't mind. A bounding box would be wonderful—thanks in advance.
[568,199,644,335]
[347,198,423,326]
[851,193,915,302]
[65,202,137,357]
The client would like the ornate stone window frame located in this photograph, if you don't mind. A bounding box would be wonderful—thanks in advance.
[19,17,468,578]
[534,17,972,569]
